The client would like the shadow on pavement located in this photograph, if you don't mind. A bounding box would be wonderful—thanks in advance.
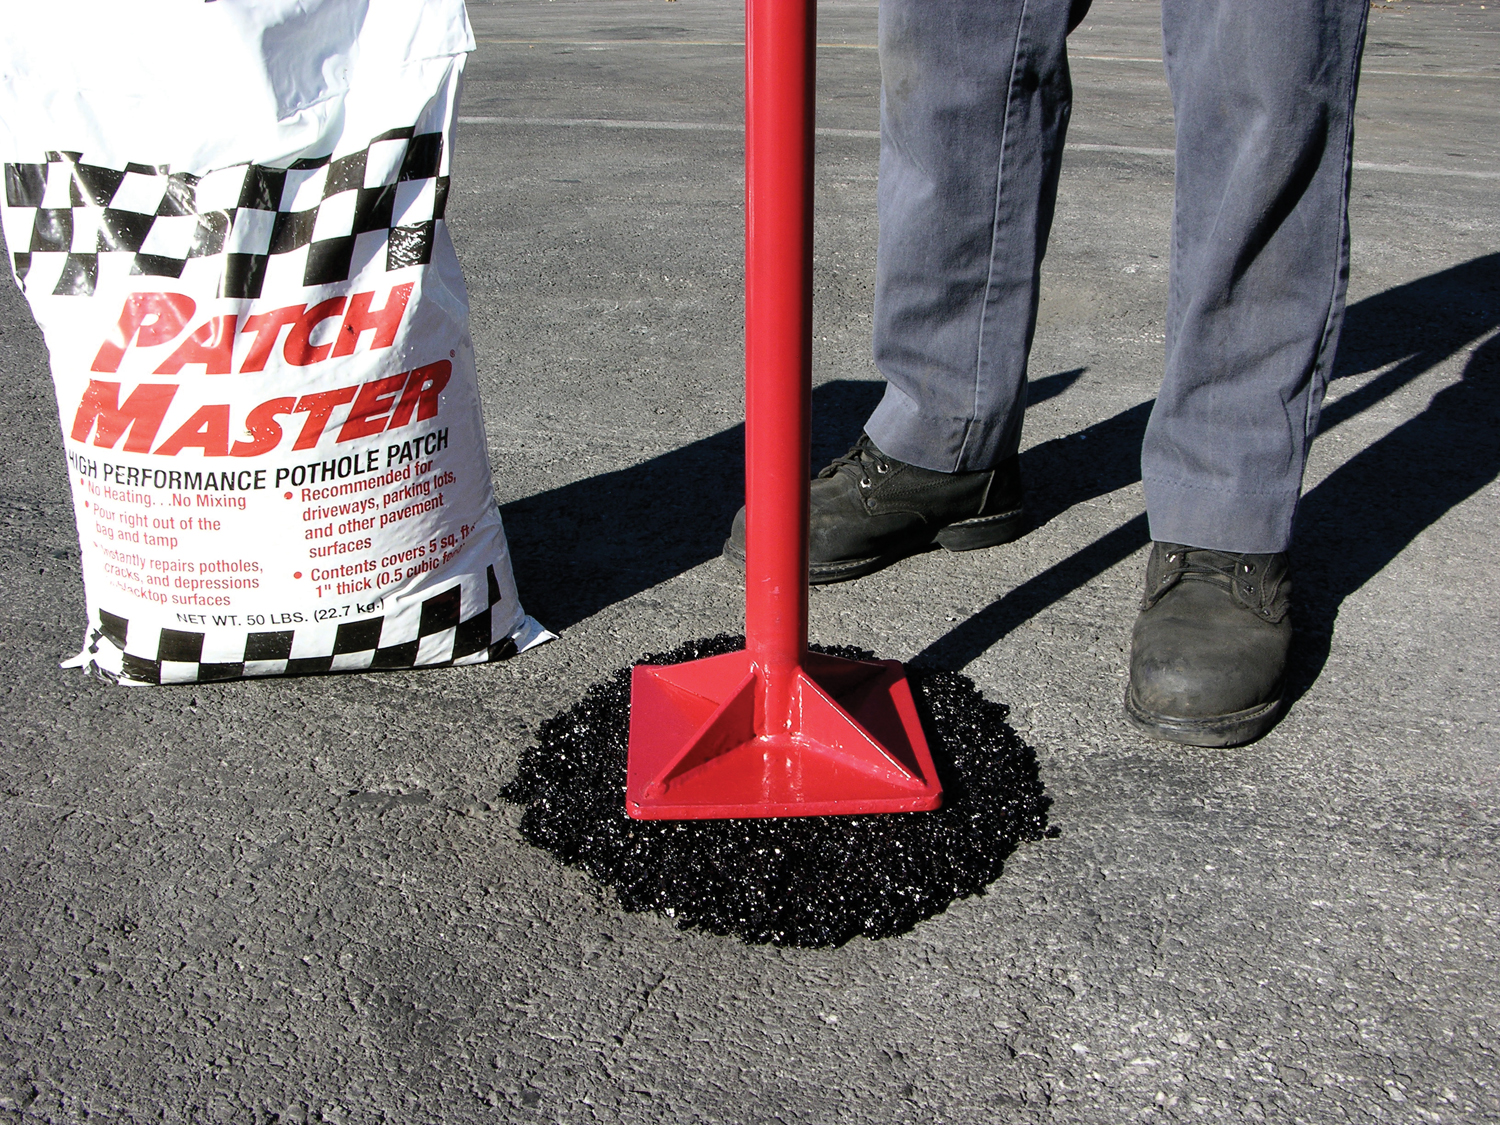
[506,369,1101,631]
[1319,251,1500,434]
[1289,328,1499,701]
[915,387,1157,668]
[500,422,741,632]
[918,252,1500,672]
[915,512,1151,668]
[1028,365,1088,406]
[508,253,1496,646]
[505,379,884,630]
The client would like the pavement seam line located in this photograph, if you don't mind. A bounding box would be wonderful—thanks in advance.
[471,41,1500,79]
[456,119,1500,178]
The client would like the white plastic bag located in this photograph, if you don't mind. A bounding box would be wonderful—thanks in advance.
[0,0,550,684]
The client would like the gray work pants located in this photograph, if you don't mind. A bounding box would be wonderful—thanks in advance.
[863,0,1369,553]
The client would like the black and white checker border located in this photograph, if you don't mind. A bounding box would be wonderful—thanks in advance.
[2,126,450,299]
[82,565,525,685]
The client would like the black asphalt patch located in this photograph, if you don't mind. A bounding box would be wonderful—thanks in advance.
[503,635,1053,947]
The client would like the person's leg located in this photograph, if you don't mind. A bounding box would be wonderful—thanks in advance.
[1145,0,1369,552]
[1130,0,1368,746]
[865,0,1084,474]
[724,0,1088,582]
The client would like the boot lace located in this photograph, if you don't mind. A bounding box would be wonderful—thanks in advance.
[1159,546,1245,585]
[1154,546,1277,616]
[820,435,892,490]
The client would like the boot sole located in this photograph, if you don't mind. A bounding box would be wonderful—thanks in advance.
[721,508,1027,586]
[933,507,1027,552]
[1124,684,1285,748]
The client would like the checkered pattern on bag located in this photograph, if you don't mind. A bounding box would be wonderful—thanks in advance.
[89,564,513,685]
[2,127,450,300]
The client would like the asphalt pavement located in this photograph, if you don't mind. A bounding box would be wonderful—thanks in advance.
[1,1,1497,1121]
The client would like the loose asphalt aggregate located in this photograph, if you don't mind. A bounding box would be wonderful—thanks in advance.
[1,1,1497,1121]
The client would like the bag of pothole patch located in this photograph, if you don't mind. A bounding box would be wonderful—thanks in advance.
[0,0,550,684]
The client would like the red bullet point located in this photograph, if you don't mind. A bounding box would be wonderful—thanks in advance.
[293,571,303,579]
[284,491,293,499]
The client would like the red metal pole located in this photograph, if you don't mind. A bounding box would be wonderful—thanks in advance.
[743,0,816,735]
[622,0,941,819]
